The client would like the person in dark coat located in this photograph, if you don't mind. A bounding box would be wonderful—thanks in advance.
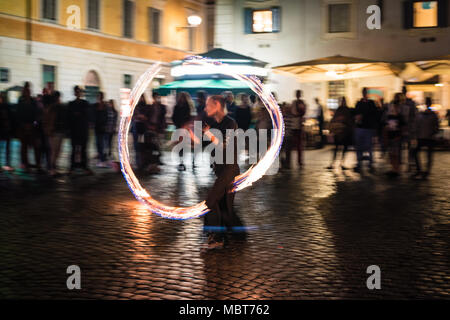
[224,91,237,119]
[383,93,406,177]
[172,92,193,171]
[42,90,67,176]
[412,97,440,179]
[132,95,151,170]
[315,97,325,148]
[17,82,41,172]
[105,99,118,159]
[93,92,108,167]
[353,87,379,173]
[327,97,353,170]
[67,85,92,175]
[235,93,252,131]
[0,92,13,171]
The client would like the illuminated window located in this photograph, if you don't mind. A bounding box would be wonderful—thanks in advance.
[252,10,273,33]
[244,7,281,34]
[413,1,438,28]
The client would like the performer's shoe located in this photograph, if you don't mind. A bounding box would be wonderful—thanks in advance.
[202,234,224,251]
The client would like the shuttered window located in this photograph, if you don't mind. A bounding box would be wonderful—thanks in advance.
[149,7,161,44]
[42,0,57,21]
[123,0,135,38]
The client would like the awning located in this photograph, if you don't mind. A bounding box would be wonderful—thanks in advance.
[273,55,395,82]
[155,79,253,96]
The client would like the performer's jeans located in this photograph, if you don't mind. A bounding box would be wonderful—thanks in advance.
[204,164,240,240]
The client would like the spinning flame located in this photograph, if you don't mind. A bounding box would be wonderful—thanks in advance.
[118,57,284,220]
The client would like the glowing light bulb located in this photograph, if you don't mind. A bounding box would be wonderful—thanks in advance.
[187,15,202,27]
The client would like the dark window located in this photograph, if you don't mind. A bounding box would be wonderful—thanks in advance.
[123,0,135,38]
[42,0,57,21]
[244,7,281,34]
[148,7,161,44]
[328,4,351,33]
[124,74,132,88]
[0,68,9,83]
[42,65,56,88]
[88,0,100,30]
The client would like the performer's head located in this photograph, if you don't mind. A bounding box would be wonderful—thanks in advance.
[205,95,225,118]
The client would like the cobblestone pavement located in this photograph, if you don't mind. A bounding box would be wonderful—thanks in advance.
[0,139,449,299]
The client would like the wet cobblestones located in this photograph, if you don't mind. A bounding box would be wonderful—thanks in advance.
[0,145,449,299]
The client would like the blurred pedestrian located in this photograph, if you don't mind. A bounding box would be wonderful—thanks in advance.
[224,91,237,119]
[290,90,307,167]
[280,102,295,169]
[401,86,418,171]
[132,95,150,169]
[203,95,242,250]
[105,99,118,159]
[377,97,389,156]
[327,97,353,170]
[172,92,193,171]
[353,87,378,173]
[383,93,406,177]
[67,86,93,175]
[0,92,13,171]
[315,98,325,148]
[413,97,439,179]
[148,91,167,168]
[196,90,214,127]
[93,92,109,167]
[255,96,272,156]
[235,93,252,131]
[43,91,66,176]
[40,84,56,171]
[17,82,41,172]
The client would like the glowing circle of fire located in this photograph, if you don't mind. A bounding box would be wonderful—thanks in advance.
[118,56,284,220]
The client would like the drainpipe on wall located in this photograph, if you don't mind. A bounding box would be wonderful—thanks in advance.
[26,0,32,55]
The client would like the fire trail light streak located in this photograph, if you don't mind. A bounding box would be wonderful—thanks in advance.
[118,56,284,220]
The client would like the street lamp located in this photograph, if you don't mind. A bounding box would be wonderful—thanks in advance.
[177,14,202,30]
[187,15,202,27]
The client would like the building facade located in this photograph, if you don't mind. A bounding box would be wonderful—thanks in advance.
[214,0,450,117]
[0,0,210,103]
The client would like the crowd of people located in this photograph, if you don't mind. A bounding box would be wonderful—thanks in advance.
[0,82,118,176]
[324,87,440,178]
[0,81,445,250]
[0,82,444,180]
